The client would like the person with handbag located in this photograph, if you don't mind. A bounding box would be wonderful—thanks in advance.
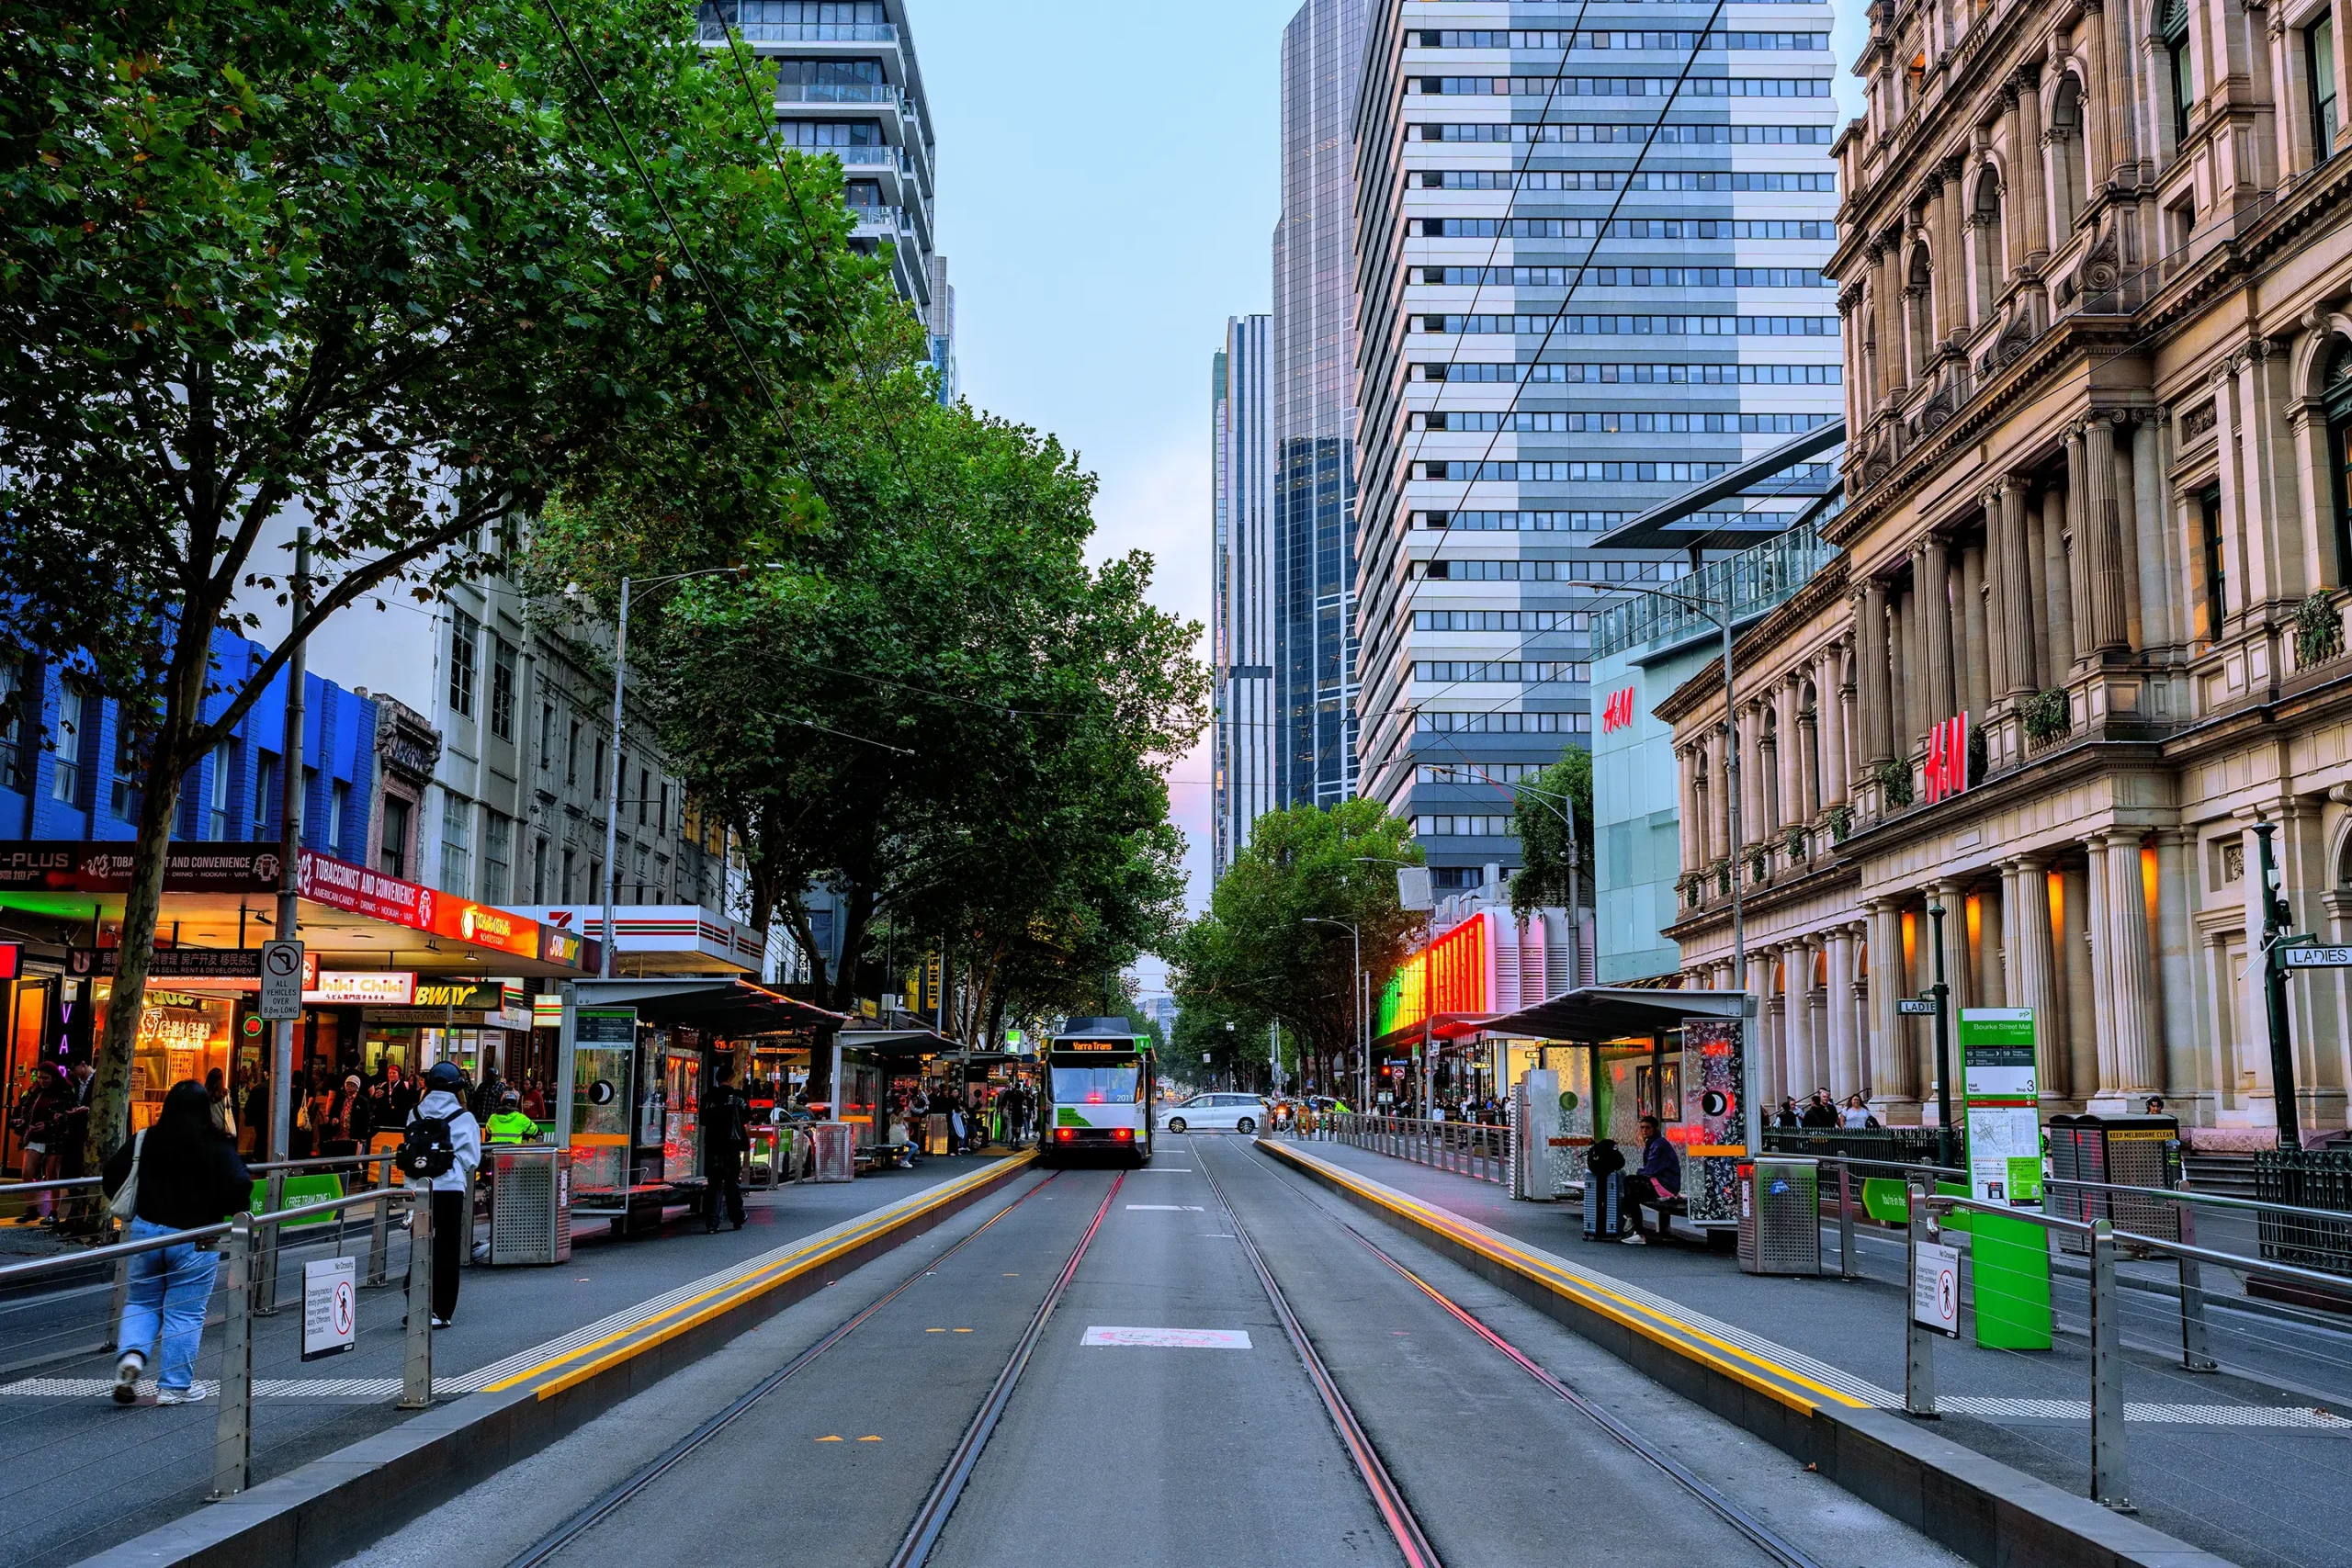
[103,1080,254,1404]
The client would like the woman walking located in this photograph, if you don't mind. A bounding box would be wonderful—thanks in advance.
[103,1080,254,1404]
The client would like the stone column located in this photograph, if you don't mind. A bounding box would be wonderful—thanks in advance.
[2014,70,2051,266]
[1860,586,1894,766]
[2084,836,2119,1097]
[1868,897,1917,1110]
[1751,949,1780,1108]
[2079,0,2115,186]
[1743,704,1769,863]
[1822,641,1850,807]
[1774,681,1801,832]
[1923,540,1955,721]
[1981,490,2013,703]
[1897,579,1922,751]
[2100,831,2160,1098]
[1826,925,1860,1096]
[2153,829,2196,1111]
[2086,412,2132,654]
[2109,412,2145,649]
[1710,727,1731,863]
[2064,427,2096,664]
[2062,862,2100,1107]
[1679,749,1701,873]
[1935,878,1972,1013]
[2007,854,2064,1105]
[1960,542,1990,722]
[1787,938,1816,1102]
[2000,478,2039,696]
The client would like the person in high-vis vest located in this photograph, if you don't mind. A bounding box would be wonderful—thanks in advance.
[484,1089,539,1145]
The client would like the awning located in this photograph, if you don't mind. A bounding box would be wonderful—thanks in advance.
[512,904,765,976]
[563,977,843,1036]
[840,1027,958,1059]
[1478,985,1749,1043]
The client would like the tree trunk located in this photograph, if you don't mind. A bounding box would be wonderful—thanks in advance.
[85,743,187,1173]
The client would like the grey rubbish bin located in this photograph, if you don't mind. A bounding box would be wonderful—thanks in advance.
[1738,1155,1820,1276]
[488,1146,572,1266]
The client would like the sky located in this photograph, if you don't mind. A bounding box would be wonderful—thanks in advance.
[915,1,1293,984]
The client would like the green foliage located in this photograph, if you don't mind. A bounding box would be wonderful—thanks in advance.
[1827,804,1853,842]
[1507,746,1594,919]
[1170,801,1422,1089]
[0,0,886,1167]
[1874,757,1915,806]
[2021,687,2073,743]
[2295,592,2344,668]
[1784,824,1808,861]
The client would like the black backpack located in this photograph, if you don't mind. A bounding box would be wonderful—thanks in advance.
[397,1112,457,1180]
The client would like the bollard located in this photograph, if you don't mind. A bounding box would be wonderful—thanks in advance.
[368,1185,391,1288]
[209,1213,255,1500]
[1905,1179,1939,1418]
[104,1254,130,1351]
[400,1193,435,1410]
[2089,1218,2134,1511]
[2175,1201,2218,1372]
[1837,1161,1860,1280]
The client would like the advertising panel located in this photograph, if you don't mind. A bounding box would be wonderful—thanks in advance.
[1959,1008,2041,1205]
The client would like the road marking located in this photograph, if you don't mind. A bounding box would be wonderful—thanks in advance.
[954,1327,972,1333]
[1135,1168,1193,1173]
[817,1435,842,1441]
[1082,1326,1253,1349]
[1938,1397,2352,1428]
[858,1434,883,1441]
[926,1327,945,1333]
[1125,1204,1205,1211]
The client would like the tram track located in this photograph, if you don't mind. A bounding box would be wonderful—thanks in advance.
[1232,1141,1833,1568]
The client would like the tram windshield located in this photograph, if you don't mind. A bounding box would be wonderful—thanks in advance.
[1050,1060,1140,1104]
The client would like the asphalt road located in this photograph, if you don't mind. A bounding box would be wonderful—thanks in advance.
[347,1134,1970,1568]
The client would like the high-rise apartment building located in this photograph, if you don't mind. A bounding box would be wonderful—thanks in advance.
[697,1,943,329]
[1352,5,1843,895]
[1275,0,1367,811]
[1212,317,1279,882]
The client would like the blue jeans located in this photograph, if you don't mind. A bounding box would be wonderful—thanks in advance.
[118,1216,220,1391]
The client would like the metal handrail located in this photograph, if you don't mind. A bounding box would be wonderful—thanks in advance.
[0,1147,399,1200]
[0,1186,416,1288]
[2044,1174,2352,1228]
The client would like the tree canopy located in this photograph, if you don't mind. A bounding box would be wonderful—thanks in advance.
[1509,746,1593,919]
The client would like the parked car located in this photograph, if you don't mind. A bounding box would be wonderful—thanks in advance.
[1161,1093,1266,1134]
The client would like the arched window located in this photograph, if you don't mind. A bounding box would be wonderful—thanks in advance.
[2051,77,2090,232]
[1972,169,2004,320]
[2326,339,2352,581]
[2164,0,2194,147]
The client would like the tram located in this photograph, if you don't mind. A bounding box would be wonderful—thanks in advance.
[1038,1016,1154,1167]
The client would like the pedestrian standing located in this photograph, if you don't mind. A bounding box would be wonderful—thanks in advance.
[405,1062,481,1328]
[947,1100,966,1156]
[105,1080,254,1404]
[703,1064,751,1232]
[14,1069,65,1224]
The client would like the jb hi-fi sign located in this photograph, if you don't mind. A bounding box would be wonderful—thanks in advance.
[1600,687,1638,733]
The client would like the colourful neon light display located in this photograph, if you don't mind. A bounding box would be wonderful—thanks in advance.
[1374,912,1491,1037]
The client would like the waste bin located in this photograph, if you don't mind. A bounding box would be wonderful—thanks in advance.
[2047,1113,2179,1249]
[1584,1168,1624,1240]
[489,1146,571,1266]
[808,1122,855,1183]
[1738,1156,1821,1276]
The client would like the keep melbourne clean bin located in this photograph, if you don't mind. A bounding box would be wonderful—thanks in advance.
[1738,1155,1821,1275]
[808,1122,856,1183]
[2048,1112,2180,1249]
[489,1146,572,1266]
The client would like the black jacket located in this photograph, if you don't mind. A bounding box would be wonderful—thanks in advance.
[103,1127,253,1230]
[1799,1101,1838,1128]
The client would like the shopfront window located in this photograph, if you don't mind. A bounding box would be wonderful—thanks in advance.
[107,986,234,1132]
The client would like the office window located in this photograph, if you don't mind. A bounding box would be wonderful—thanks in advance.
[208,742,232,837]
[483,811,513,902]
[589,857,604,902]
[252,750,277,837]
[594,739,606,799]
[638,767,650,826]
[330,780,349,852]
[566,718,582,786]
[2314,17,2341,157]
[2165,0,2193,143]
[440,795,472,895]
[2199,488,2226,637]
[0,659,22,793]
[107,712,141,820]
[51,684,85,805]
[560,844,576,901]
[659,783,671,836]
[634,844,650,901]
[533,836,550,902]
[538,702,557,769]
[380,795,412,879]
[490,637,517,740]
[448,609,480,719]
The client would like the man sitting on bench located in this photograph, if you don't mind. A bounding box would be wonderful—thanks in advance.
[1622,1115,1681,1246]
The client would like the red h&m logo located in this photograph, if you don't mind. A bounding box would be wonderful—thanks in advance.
[1922,713,1969,804]
[1600,687,1637,733]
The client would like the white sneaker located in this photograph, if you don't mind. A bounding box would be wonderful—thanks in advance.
[111,1355,144,1405]
[156,1384,206,1405]
[430,1315,451,1329]
[1620,1232,1646,1246]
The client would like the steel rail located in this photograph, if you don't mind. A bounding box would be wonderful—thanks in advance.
[1194,1144,1445,1568]
[887,1170,1125,1568]
[503,1170,1063,1568]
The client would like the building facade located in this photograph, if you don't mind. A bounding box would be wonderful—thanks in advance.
[1213,317,1282,880]
[1277,0,1368,811]
[697,0,943,323]
[1352,1,1845,896]
[1663,0,2352,1145]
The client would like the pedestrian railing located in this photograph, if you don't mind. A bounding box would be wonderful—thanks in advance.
[1294,1111,1510,1186]
[0,1183,431,1539]
[2255,1147,2352,1276]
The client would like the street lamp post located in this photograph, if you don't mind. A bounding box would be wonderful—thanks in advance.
[1567,575,1751,1156]
[596,564,782,978]
[1302,917,1361,1111]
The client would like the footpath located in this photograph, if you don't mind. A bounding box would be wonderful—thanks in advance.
[1270,1136,2352,1568]
[0,1154,1027,1568]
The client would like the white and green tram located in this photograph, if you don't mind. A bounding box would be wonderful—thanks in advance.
[1039,1016,1154,1167]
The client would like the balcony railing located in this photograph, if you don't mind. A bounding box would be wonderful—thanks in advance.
[847,204,909,234]
[696,10,899,45]
[775,81,898,105]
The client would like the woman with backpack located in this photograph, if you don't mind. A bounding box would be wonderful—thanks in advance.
[104,1079,254,1404]
[403,1061,481,1329]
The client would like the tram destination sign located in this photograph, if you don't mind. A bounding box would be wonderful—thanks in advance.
[2278,945,2352,969]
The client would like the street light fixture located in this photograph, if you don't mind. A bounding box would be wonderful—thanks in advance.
[598,563,787,978]
[1566,573,1755,1157]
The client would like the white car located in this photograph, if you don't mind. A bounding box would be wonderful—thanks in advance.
[1162,1093,1266,1134]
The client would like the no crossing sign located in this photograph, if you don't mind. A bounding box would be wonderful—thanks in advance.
[301,1257,356,1360]
[1912,1240,1962,1338]
[258,939,305,1021]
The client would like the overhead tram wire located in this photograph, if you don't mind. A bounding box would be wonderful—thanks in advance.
[1363,0,1746,791]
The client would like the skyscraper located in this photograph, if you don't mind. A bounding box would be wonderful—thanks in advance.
[1274,0,1367,811]
[1212,317,1278,883]
[697,1,943,327]
[1352,8,1842,896]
